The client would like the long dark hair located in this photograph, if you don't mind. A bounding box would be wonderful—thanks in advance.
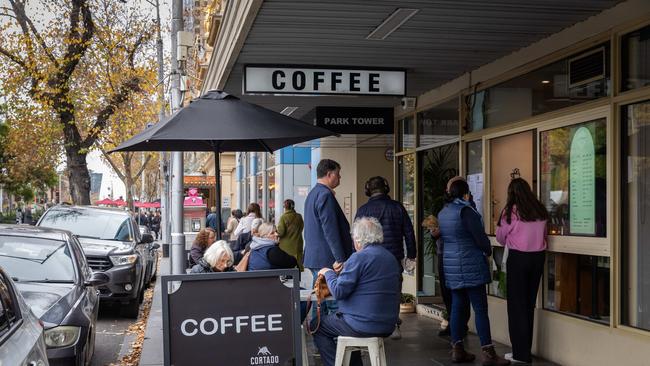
[501,178,549,224]
[247,203,262,218]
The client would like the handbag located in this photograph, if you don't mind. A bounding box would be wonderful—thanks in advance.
[234,251,251,272]
[305,274,331,335]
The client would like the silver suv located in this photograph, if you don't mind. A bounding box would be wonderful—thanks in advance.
[0,266,49,366]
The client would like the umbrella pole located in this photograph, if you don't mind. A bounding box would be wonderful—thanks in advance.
[214,150,222,240]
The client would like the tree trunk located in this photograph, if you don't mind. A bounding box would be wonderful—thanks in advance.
[65,147,91,205]
[125,162,134,211]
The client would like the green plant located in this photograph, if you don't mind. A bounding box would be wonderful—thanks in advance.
[400,293,415,304]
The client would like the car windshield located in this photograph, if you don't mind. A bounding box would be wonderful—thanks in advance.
[39,208,132,242]
[0,236,75,283]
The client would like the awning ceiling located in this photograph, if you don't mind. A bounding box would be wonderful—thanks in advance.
[219,0,623,121]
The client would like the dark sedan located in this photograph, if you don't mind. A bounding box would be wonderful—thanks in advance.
[0,224,109,366]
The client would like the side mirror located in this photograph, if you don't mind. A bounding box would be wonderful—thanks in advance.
[151,243,160,250]
[140,233,154,244]
[85,272,110,287]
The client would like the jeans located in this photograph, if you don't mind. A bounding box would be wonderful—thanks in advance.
[451,285,492,346]
[312,313,386,366]
[309,268,338,316]
[439,254,470,334]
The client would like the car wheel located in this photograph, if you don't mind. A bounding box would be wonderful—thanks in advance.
[121,297,140,319]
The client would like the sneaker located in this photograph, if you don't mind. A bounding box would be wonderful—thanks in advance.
[505,353,529,364]
[390,326,402,340]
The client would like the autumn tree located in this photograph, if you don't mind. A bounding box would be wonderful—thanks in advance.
[0,0,156,204]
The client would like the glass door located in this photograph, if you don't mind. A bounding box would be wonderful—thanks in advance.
[417,143,458,297]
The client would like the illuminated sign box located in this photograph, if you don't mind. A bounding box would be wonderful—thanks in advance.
[244,65,406,96]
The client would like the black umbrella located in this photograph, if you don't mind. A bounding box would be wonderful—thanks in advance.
[111,90,336,239]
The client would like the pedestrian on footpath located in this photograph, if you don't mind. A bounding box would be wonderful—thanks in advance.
[225,209,243,241]
[303,159,354,315]
[151,211,161,240]
[496,178,548,364]
[439,179,509,365]
[355,176,416,340]
[277,199,304,270]
[233,203,262,237]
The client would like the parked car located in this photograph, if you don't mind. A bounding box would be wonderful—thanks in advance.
[0,264,49,366]
[37,206,157,318]
[138,225,159,287]
[0,225,109,366]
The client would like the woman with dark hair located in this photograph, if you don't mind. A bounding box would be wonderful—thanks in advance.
[438,180,509,365]
[188,227,217,267]
[497,178,548,364]
[233,203,263,237]
[225,209,244,241]
[277,199,304,270]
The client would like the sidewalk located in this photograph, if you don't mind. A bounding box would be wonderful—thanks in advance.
[138,258,558,365]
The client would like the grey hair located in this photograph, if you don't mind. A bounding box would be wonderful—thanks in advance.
[256,222,275,238]
[203,240,234,268]
[351,217,384,248]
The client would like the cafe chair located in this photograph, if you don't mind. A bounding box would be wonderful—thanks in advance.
[334,336,387,366]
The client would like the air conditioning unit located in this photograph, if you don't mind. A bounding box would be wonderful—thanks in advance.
[568,47,606,88]
[401,97,416,110]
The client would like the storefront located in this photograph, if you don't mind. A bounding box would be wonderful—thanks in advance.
[202,0,650,364]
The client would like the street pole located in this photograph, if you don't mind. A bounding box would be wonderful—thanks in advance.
[170,0,185,275]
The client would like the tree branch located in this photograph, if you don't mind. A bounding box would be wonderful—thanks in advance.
[134,154,153,181]
[8,0,57,65]
[0,45,27,69]
[55,0,95,87]
[99,147,127,182]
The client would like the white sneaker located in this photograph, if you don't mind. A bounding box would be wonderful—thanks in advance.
[505,353,528,364]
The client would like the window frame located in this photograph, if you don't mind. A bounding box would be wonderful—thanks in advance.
[0,272,23,345]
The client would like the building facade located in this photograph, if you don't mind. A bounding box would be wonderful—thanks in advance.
[202,1,650,364]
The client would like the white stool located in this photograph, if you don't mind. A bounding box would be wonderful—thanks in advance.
[334,336,387,366]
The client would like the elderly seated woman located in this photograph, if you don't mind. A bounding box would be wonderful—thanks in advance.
[247,222,298,270]
[190,240,235,273]
[313,217,401,366]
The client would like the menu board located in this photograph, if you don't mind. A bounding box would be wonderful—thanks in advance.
[569,127,596,235]
[467,173,484,217]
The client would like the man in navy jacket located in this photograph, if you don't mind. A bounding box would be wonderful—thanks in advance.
[304,159,354,314]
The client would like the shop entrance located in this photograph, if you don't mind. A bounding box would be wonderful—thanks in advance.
[417,142,458,298]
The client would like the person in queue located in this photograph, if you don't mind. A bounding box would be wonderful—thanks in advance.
[190,240,235,273]
[355,175,416,339]
[233,202,263,237]
[277,199,304,270]
[496,178,548,364]
[304,159,354,315]
[188,227,216,267]
[225,209,243,241]
[439,179,509,365]
[313,217,400,366]
[248,222,298,270]
[231,218,263,264]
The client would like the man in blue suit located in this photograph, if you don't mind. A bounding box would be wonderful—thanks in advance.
[304,159,354,314]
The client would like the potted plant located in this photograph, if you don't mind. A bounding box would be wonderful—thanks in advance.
[400,293,416,313]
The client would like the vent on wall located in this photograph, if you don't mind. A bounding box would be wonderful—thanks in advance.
[568,47,606,88]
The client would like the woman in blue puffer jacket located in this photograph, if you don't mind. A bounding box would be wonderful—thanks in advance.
[438,179,509,366]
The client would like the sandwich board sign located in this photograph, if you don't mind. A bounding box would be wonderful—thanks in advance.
[162,269,302,366]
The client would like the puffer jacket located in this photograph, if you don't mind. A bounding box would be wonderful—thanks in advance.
[438,199,490,289]
[355,194,416,260]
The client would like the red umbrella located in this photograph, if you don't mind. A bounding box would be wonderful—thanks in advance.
[113,198,126,207]
[146,202,161,208]
[95,198,114,205]
[134,201,145,208]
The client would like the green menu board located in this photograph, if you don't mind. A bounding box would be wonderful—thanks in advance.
[569,126,596,235]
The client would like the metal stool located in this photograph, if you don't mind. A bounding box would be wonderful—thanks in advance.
[334,336,387,366]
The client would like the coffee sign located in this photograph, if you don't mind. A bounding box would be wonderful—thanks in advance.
[244,65,406,96]
[162,270,302,366]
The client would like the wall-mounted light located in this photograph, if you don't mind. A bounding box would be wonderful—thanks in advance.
[541,80,551,84]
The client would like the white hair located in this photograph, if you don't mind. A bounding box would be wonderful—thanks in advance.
[203,240,233,268]
[352,217,384,248]
[251,218,264,232]
[256,222,275,238]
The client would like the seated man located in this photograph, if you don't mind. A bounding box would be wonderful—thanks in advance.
[313,217,400,366]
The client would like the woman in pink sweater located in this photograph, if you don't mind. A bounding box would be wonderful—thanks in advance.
[496,178,548,364]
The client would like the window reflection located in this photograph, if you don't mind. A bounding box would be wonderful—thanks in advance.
[398,117,416,151]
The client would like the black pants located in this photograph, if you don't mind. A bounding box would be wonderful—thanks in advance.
[506,249,545,363]
[438,254,470,331]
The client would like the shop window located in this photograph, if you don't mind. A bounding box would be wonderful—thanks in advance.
[398,154,415,223]
[466,140,484,216]
[417,99,459,147]
[267,168,276,224]
[540,119,607,237]
[621,100,650,331]
[398,116,416,151]
[545,252,610,324]
[489,131,535,234]
[466,44,610,132]
[621,25,650,91]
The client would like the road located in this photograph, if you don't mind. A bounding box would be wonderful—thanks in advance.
[91,302,138,366]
